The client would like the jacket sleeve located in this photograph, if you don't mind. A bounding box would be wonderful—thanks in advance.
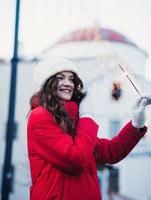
[27,108,98,174]
[95,121,147,164]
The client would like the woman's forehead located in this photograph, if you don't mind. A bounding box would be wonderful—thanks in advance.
[56,71,74,76]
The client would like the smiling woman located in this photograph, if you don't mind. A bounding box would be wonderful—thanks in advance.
[30,57,84,135]
[27,57,149,200]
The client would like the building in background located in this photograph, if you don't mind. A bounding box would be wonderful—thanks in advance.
[0,26,151,200]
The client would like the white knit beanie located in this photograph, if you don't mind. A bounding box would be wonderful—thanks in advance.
[33,57,80,90]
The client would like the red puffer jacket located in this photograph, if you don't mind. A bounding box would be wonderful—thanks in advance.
[27,101,147,200]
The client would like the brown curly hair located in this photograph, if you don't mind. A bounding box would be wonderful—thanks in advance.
[30,72,85,136]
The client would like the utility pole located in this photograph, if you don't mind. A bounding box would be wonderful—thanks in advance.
[1,0,20,199]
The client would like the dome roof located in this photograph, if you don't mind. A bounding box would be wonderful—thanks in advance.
[57,26,137,47]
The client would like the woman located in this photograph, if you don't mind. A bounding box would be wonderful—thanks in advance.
[27,57,149,200]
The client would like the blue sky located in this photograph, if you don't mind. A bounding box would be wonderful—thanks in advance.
[0,0,151,79]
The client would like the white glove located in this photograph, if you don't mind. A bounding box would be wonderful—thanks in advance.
[132,96,151,128]
[79,82,99,123]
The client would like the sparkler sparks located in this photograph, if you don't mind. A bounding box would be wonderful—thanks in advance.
[118,64,141,97]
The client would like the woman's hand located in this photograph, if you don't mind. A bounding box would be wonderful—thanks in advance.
[132,96,151,128]
[79,91,94,118]
[79,82,99,124]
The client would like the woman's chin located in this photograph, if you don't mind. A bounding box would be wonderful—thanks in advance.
[59,95,72,101]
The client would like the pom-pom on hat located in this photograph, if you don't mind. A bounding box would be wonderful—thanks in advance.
[33,57,80,90]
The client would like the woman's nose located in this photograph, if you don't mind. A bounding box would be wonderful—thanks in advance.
[63,78,72,86]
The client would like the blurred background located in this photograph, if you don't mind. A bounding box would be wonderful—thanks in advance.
[0,0,151,200]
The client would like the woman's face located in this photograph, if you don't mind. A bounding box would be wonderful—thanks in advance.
[56,71,75,101]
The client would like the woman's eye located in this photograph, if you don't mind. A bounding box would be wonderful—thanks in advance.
[69,78,74,83]
[57,76,63,80]
[69,77,74,82]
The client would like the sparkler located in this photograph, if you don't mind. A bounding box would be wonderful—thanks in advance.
[118,64,142,97]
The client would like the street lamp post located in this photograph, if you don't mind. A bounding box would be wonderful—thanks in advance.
[1,0,20,199]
